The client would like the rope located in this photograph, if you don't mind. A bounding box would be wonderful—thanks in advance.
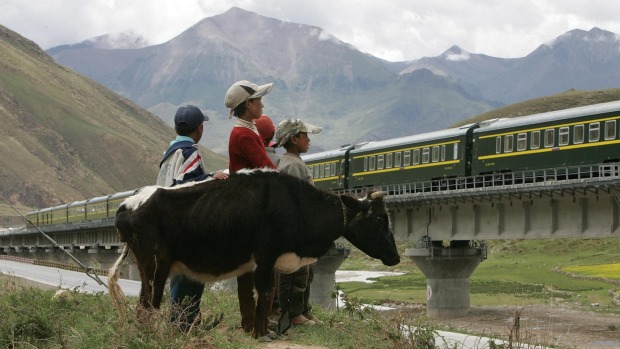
[0,194,108,288]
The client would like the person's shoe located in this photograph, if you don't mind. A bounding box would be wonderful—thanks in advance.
[291,314,315,325]
[303,312,323,325]
[268,319,278,331]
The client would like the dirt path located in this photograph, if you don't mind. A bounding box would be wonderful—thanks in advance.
[259,304,620,349]
[433,305,620,349]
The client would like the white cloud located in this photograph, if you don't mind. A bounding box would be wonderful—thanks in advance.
[1,0,620,61]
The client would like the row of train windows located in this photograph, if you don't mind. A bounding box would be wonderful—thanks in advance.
[363,144,458,172]
[310,161,339,179]
[495,121,617,154]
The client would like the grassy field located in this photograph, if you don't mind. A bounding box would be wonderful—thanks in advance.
[1,238,619,348]
[339,238,620,314]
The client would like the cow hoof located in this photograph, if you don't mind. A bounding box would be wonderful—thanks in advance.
[257,335,272,343]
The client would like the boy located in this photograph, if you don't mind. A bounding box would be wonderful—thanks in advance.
[273,117,323,325]
[157,105,227,331]
[225,80,278,334]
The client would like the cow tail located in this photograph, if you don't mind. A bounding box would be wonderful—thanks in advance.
[108,244,129,313]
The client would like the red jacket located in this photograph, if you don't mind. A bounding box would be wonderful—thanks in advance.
[228,126,276,173]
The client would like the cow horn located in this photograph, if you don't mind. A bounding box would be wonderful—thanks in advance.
[370,191,386,200]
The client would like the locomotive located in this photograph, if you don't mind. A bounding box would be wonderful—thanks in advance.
[25,100,620,229]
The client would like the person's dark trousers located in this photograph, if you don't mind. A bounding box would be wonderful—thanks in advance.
[279,265,310,316]
[303,264,314,314]
[170,274,205,331]
[237,271,256,332]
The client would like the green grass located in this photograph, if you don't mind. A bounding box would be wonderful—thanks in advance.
[2,238,619,348]
[338,238,620,314]
[0,274,431,349]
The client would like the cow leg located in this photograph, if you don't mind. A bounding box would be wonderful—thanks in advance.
[253,265,274,338]
[237,271,256,333]
[136,259,170,322]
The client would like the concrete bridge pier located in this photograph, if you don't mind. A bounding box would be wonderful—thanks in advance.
[406,241,486,319]
[309,244,351,309]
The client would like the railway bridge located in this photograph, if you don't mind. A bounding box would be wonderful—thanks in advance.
[2,163,620,318]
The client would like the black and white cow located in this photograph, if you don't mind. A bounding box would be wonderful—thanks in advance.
[108,169,400,338]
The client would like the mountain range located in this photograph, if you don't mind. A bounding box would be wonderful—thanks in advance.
[46,8,620,154]
[47,7,500,153]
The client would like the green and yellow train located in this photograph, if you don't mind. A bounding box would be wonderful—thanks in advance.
[304,100,620,191]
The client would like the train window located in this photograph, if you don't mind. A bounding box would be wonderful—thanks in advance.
[517,133,527,151]
[319,164,325,178]
[363,158,368,171]
[495,137,501,154]
[544,129,555,147]
[386,153,393,168]
[504,135,513,153]
[377,155,385,169]
[332,162,337,176]
[605,120,616,140]
[530,131,540,149]
[559,127,569,146]
[453,143,458,160]
[403,150,411,166]
[394,152,402,167]
[313,165,319,178]
[589,123,600,142]
[441,145,446,161]
[422,148,430,163]
[573,125,584,144]
[431,146,439,162]
[324,163,330,177]
[412,149,420,165]
[369,156,376,171]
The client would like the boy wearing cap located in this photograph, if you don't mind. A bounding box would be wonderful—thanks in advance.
[157,105,228,331]
[274,117,323,326]
[224,80,279,334]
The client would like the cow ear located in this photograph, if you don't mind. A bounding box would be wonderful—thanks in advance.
[339,195,359,210]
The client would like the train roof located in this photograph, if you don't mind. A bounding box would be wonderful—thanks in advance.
[302,147,353,162]
[475,100,620,133]
[350,126,472,154]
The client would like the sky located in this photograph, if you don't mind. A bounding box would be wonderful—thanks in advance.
[1,0,620,62]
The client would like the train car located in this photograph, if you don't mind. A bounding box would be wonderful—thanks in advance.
[85,195,111,222]
[25,210,38,229]
[50,204,69,226]
[472,100,620,177]
[67,200,87,224]
[303,147,352,191]
[107,189,140,218]
[346,125,478,190]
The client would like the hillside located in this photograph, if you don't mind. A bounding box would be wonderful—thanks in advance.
[0,25,227,213]
[452,88,620,127]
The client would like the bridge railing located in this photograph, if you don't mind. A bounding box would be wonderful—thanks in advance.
[335,163,620,204]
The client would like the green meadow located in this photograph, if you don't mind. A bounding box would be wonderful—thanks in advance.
[338,238,620,313]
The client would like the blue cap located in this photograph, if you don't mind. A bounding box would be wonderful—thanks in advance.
[174,105,207,133]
